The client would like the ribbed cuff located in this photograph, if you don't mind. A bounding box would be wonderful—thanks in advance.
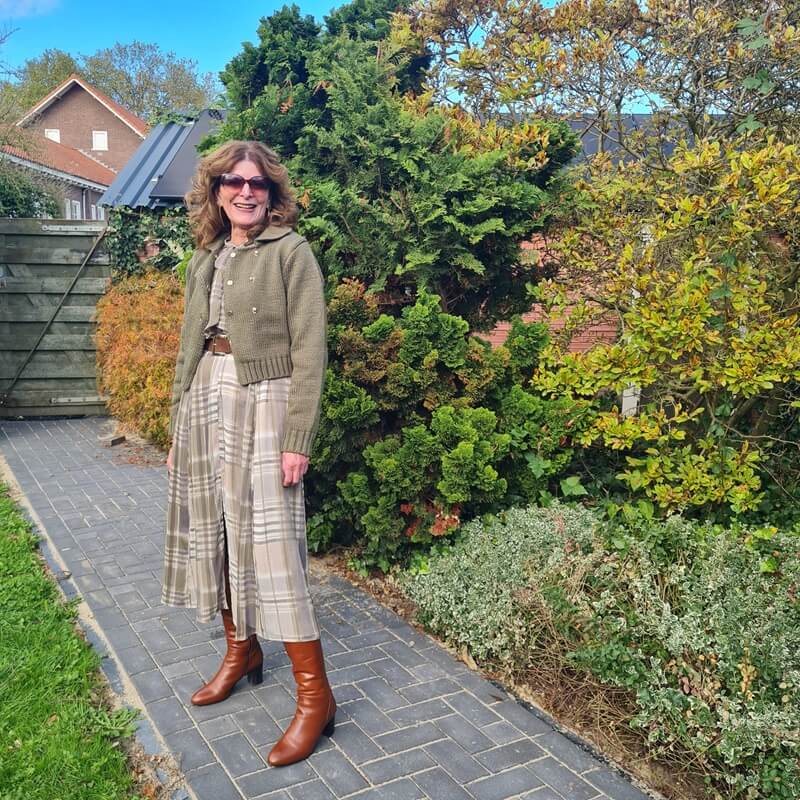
[281,428,315,457]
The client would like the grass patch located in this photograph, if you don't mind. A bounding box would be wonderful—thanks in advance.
[0,483,139,800]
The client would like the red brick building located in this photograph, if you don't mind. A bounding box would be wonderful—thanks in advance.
[2,74,148,219]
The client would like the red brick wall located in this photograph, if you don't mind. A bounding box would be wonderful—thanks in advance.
[480,237,619,352]
[30,85,142,172]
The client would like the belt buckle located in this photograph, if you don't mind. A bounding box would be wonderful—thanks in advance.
[208,335,226,354]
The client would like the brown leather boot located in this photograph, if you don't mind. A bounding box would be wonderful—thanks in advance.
[191,610,263,706]
[267,640,336,766]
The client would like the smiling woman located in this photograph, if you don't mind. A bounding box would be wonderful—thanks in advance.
[161,140,332,768]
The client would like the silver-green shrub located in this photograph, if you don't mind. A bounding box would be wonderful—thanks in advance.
[403,503,800,798]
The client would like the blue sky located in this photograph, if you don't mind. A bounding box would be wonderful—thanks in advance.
[1,0,341,82]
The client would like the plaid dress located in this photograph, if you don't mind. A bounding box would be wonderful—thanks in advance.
[162,244,321,642]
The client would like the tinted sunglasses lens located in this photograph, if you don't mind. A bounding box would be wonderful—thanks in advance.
[219,174,245,190]
[247,176,270,192]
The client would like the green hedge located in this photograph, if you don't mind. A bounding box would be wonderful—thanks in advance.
[404,503,800,798]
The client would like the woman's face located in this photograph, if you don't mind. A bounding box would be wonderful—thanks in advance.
[216,159,270,235]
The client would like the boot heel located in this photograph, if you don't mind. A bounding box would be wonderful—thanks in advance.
[247,664,263,686]
[323,717,335,737]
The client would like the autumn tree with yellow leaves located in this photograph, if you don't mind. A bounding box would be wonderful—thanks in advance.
[394,1,800,518]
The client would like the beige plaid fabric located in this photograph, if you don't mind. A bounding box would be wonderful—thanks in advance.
[162,249,320,642]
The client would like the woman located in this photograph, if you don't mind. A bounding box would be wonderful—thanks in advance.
[161,140,334,767]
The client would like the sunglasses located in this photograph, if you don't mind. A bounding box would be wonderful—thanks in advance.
[218,173,270,194]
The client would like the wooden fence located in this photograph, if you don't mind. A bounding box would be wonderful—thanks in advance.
[0,218,111,417]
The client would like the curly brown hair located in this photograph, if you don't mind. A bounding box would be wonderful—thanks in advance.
[185,140,299,249]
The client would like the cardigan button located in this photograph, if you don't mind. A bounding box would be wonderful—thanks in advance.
[226,279,233,285]
[226,310,233,316]
[252,306,257,313]
[248,275,254,281]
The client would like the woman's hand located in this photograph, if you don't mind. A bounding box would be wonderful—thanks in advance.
[167,444,174,473]
[282,451,309,487]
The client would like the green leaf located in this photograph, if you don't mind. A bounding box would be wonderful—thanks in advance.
[525,452,552,478]
[559,475,588,497]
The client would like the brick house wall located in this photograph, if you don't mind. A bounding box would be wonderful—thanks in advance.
[29,85,142,172]
[481,238,619,353]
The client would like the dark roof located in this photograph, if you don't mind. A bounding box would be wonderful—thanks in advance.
[99,109,224,209]
[567,113,683,161]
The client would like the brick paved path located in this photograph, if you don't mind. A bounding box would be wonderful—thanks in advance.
[0,418,652,800]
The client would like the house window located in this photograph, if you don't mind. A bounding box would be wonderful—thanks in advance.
[92,130,108,151]
[71,199,82,219]
[45,129,60,143]
[64,199,71,219]
[90,205,97,220]
[97,206,105,221]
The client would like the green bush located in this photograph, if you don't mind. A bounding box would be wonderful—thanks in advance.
[305,282,593,568]
[404,503,800,798]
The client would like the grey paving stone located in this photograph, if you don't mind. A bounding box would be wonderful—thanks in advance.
[198,715,240,740]
[445,692,503,728]
[369,658,417,688]
[139,626,179,653]
[330,683,363,704]
[408,662,448,682]
[341,628,398,650]
[116,591,150,614]
[423,739,489,783]
[104,624,142,652]
[211,732,265,778]
[378,639,429,669]
[132,669,174,703]
[349,778,426,800]
[189,691,258,723]
[327,663,377,687]
[238,762,316,796]
[476,739,546,773]
[86,589,116,608]
[287,780,334,800]
[149,697,193,736]
[117,643,157,675]
[308,748,368,795]
[164,727,216,772]
[413,767,474,800]
[342,698,398,736]
[435,713,495,754]
[493,701,553,737]
[160,615,198,639]
[469,765,544,800]
[528,757,598,800]
[583,768,652,800]
[257,683,297,721]
[326,721,382,764]
[373,721,444,754]
[185,763,243,800]
[162,659,197,680]
[233,706,282,748]
[155,642,217,667]
[328,645,385,669]
[520,787,564,800]
[387,698,452,727]
[483,721,528,746]
[361,748,435,784]
[399,678,460,705]
[537,731,604,774]
[358,676,408,711]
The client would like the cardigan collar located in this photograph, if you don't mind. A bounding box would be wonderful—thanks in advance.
[206,224,294,254]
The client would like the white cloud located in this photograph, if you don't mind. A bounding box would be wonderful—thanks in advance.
[0,0,60,18]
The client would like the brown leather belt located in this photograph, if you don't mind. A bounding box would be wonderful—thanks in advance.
[203,335,232,354]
